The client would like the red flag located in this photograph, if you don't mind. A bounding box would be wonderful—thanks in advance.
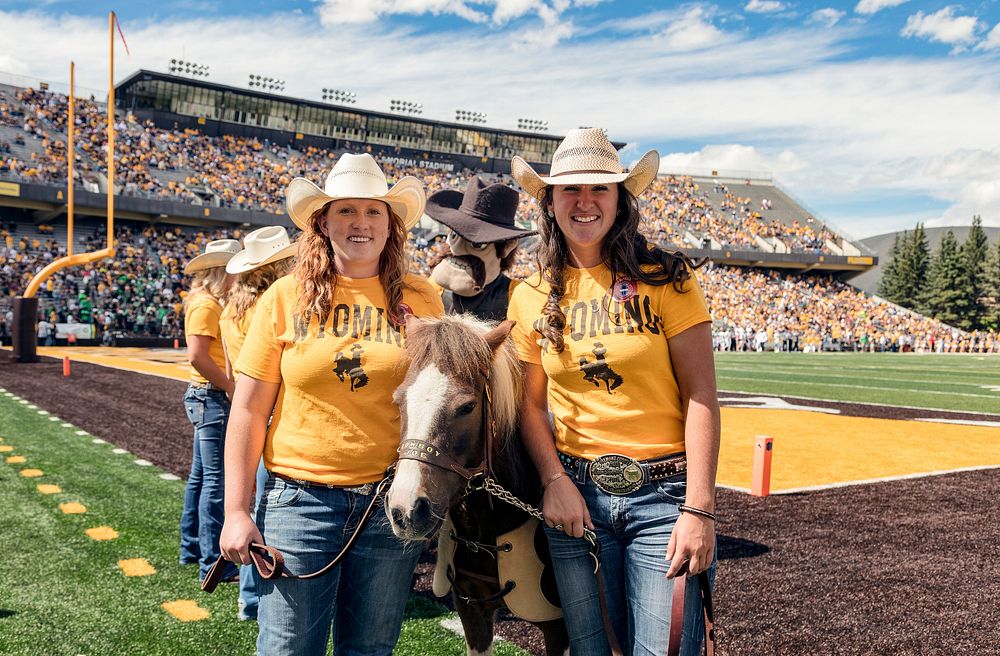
[113,13,130,56]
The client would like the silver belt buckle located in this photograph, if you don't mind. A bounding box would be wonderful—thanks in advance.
[588,454,644,495]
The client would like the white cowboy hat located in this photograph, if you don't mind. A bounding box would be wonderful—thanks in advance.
[285,153,426,232]
[510,128,659,201]
[226,225,298,275]
[184,238,242,274]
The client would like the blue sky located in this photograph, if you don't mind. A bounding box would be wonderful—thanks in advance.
[2,0,1000,239]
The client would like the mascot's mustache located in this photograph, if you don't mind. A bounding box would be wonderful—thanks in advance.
[444,255,486,290]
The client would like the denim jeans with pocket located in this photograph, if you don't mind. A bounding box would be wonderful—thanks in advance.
[179,385,234,581]
[255,474,423,656]
[544,462,716,656]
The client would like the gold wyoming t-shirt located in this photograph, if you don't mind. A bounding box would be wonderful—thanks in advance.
[237,273,445,485]
[220,301,255,377]
[184,292,227,385]
[507,264,711,461]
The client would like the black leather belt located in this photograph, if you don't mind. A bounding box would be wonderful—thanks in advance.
[271,472,376,495]
[558,451,687,495]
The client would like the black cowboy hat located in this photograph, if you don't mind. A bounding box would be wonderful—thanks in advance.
[425,177,537,244]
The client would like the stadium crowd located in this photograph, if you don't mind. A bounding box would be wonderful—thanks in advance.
[3,85,840,257]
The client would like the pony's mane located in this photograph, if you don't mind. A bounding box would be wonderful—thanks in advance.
[405,314,523,444]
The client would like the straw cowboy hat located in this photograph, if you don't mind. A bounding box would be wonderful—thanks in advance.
[285,153,425,232]
[184,238,242,274]
[425,177,537,244]
[226,226,298,275]
[510,128,659,201]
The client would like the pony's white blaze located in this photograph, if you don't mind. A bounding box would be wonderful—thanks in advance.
[388,363,452,511]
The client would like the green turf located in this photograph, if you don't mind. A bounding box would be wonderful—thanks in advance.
[0,390,528,655]
[714,352,1000,414]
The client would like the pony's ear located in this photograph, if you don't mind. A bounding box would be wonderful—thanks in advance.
[484,320,515,354]
[405,313,423,334]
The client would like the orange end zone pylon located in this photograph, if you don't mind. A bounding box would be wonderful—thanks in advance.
[751,435,773,497]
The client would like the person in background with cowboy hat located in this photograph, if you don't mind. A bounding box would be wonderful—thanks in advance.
[219,225,298,622]
[425,176,536,321]
[179,238,241,585]
[219,153,443,655]
[507,128,720,654]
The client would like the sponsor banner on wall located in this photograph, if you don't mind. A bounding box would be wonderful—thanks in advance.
[56,323,94,340]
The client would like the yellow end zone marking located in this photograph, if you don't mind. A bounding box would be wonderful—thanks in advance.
[7,455,26,463]
[37,484,62,494]
[86,526,119,541]
[118,558,156,577]
[36,346,190,382]
[0,445,13,452]
[718,408,1000,492]
[162,600,210,622]
[21,469,44,478]
[59,502,87,514]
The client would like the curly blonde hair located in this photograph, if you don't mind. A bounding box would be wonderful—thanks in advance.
[228,259,293,323]
[293,201,410,327]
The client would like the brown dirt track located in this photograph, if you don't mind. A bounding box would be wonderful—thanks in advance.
[3,355,1000,654]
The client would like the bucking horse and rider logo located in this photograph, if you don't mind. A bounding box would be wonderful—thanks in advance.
[333,344,369,391]
[579,341,623,393]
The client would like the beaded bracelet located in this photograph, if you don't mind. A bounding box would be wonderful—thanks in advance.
[678,504,717,522]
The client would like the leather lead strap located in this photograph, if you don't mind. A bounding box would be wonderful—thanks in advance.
[667,566,716,656]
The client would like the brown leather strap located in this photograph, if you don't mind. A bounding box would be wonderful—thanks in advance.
[592,547,625,656]
[667,565,716,656]
[201,475,392,593]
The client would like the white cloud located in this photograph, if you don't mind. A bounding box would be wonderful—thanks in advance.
[976,22,1000,51]
[659,6,726,51]
[901,6,979,51]
[854,0,907,16]
[745,0,785,14]
[809,8,845,28]
[660,144,808,178]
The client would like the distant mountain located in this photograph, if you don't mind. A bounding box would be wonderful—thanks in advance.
[850,225,1000,295]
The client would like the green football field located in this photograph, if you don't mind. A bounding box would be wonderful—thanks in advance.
[714,352,1000,414]
[0,389,528,656]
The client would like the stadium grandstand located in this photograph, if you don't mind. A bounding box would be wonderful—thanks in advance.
[1,70,996,353]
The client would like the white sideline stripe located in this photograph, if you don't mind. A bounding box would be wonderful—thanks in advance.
[61,423,72,427]
[715,390,1000,417]
[75,430,88,435]
[38,410,49,415]
[720,464,1000,495]
[112,448,128,455]
[92,438,107,444]
[440,616,503,650]
[916,418,1000,428]
[18,399,28,404]
[717,363,1000,388]
[48,416,59,421]
[159,473,180,481]
[26,404,37,409]
[718,374,998,399]
[134,459,152,466]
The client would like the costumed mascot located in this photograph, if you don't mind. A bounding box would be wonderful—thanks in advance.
[425,177,536,320]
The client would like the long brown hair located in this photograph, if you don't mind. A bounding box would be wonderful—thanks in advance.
[536,183,701,353]
[294,201,410,327]
[228,259,293,323]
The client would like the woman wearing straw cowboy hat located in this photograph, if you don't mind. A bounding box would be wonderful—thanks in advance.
[219,153,443,655]
[219,225,298,622]
[180,238,241,585]
[425,176,536,321]
[507,128,720,654]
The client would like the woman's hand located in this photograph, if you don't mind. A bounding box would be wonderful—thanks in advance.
[665,512,715,578]
[541,475,592,538]
[220,511,264,566]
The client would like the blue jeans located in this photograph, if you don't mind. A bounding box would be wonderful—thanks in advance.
[544,462,716,656]
[255,474,422,656]
[179,385,235,581]
[237,459,269,620]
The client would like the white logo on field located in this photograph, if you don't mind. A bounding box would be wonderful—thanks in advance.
[719,396,841,414]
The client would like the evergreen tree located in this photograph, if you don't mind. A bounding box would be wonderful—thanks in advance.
[923,231,969,327]
[960,216,989,328]
[983,239,1000,331]
[905,223,930,306]
[878,233,903,302]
